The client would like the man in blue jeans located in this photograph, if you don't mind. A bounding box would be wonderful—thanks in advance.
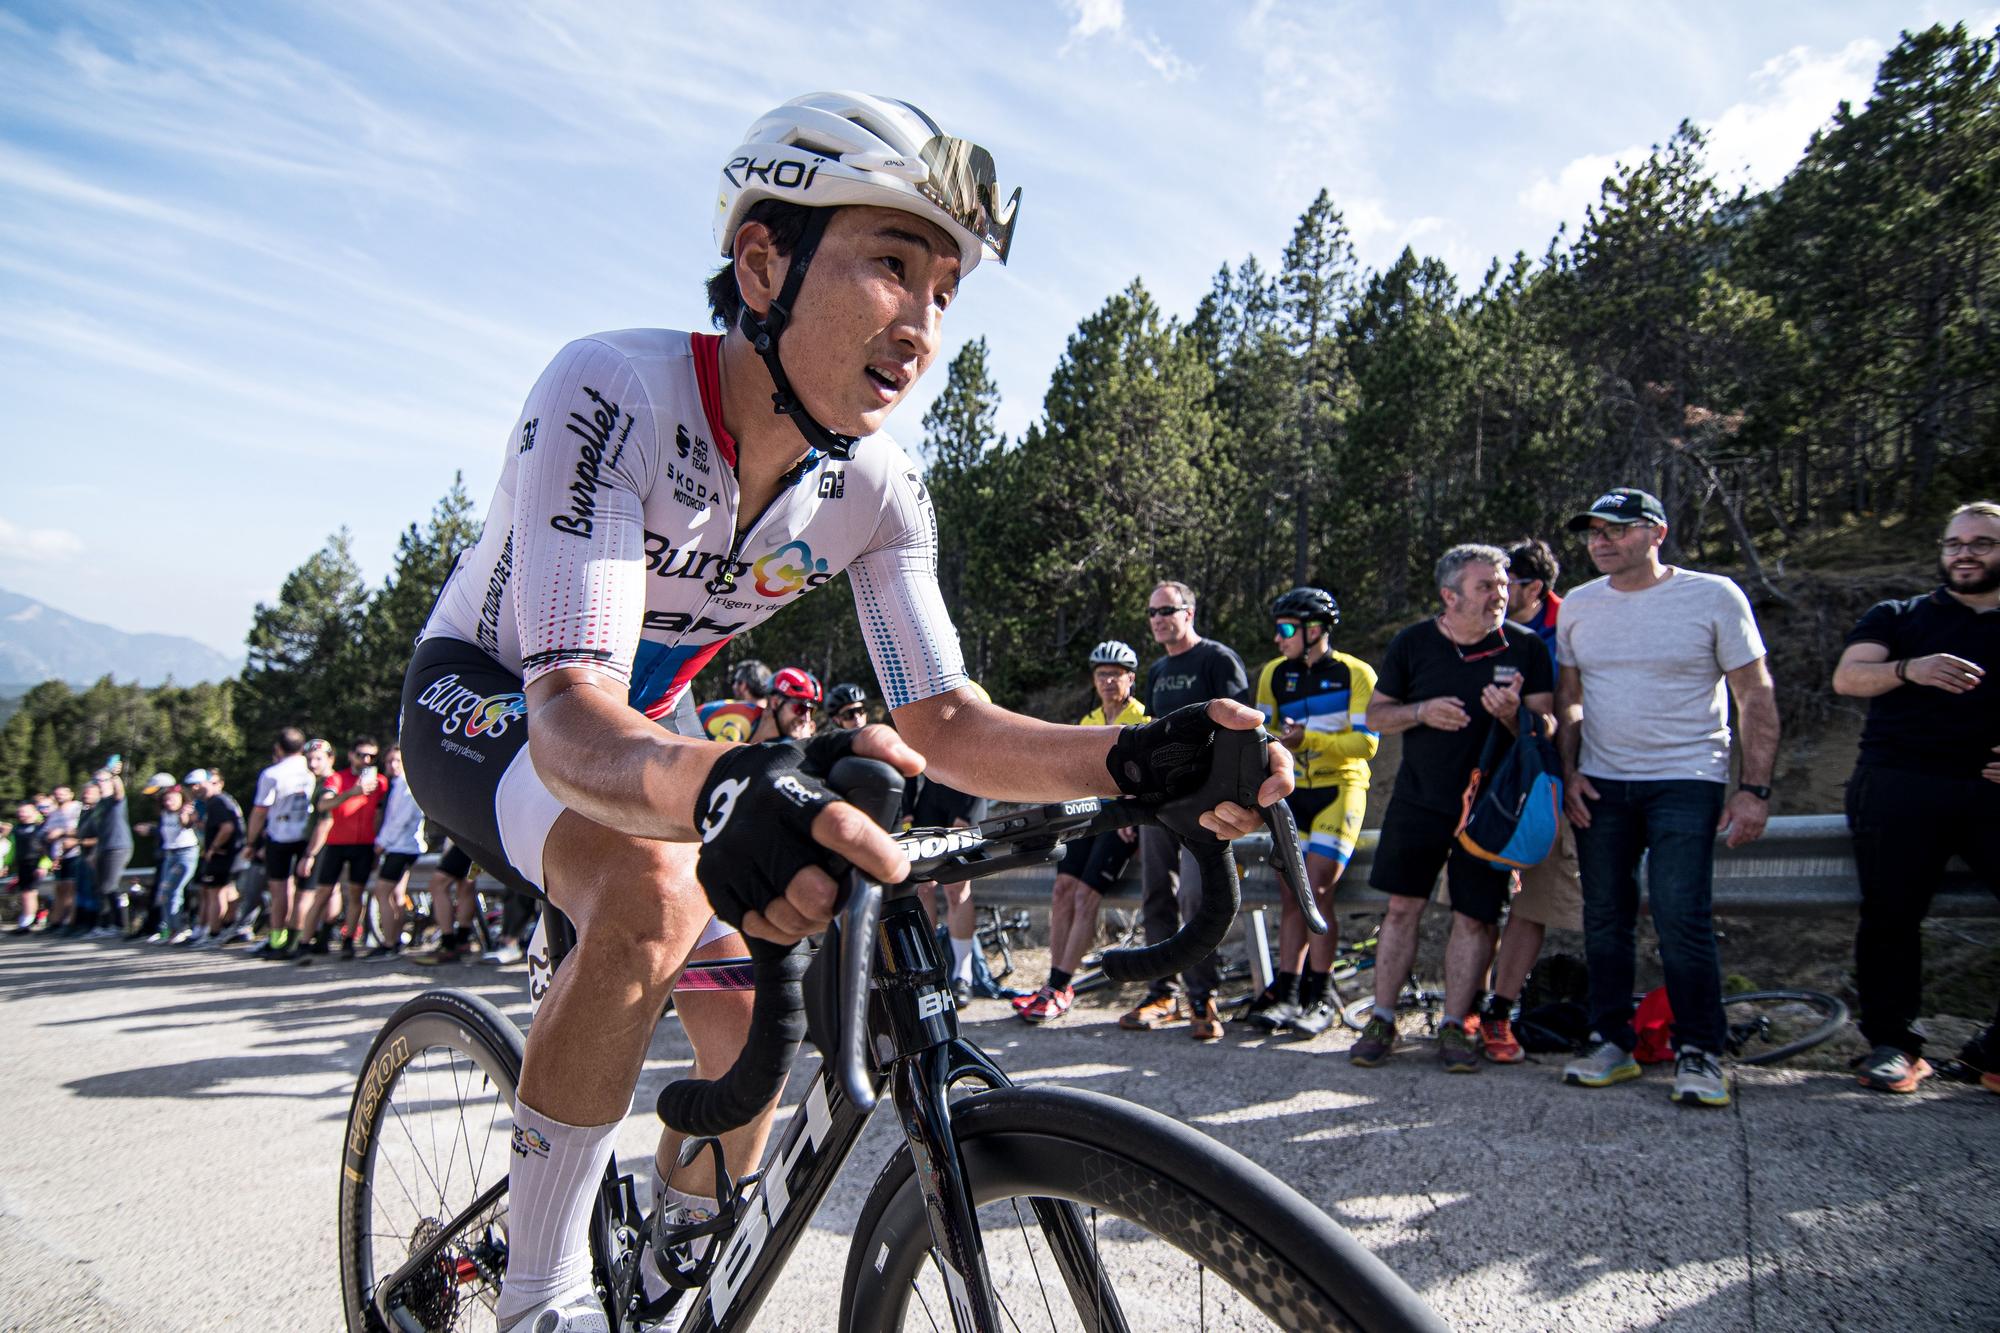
[1553,489,1779,1108]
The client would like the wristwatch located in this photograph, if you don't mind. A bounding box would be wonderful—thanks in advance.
[1737,782,1772,801]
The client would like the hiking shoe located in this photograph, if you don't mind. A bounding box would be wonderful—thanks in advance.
[1483,1016,1525,1063]
[481,941,525,966]
[1243,984,1298,1032]
[1015,986,1074,1024]
[1348,1012,1397,1067]
[1670,1047,1730,1108]
[1290,994,1340,1038]
[496,1287,611,1333]
[1118,993,1186,1030]
[339,936,357,960]
[1190,997,1225,1042]
[1564,1040,1641,1088]
[1440,1021,1482,1073]
[1855,1045,1932,1094]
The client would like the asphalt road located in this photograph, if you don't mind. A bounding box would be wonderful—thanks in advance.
[2,934,1995,1332]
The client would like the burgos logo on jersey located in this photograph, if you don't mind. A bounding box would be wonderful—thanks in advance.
[753,540,834,598]
[416,674,528,739]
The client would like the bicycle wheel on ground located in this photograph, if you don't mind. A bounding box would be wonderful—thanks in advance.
[840,1085,1444,1333]
[1338,980,1445,1036]
[337,988,536,1332]
[1719,989,1849,1066]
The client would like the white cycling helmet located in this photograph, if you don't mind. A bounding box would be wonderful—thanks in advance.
[1089,640,1138,671]
[714,91,1019,274]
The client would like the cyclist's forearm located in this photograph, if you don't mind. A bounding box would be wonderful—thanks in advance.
[526,671,721,839]
[897,695,1121,802]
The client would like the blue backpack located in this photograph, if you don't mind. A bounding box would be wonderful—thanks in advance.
[1456,715,1564,869]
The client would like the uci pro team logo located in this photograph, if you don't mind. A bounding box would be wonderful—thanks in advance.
[416,674,528,739]
[753,539,831,598]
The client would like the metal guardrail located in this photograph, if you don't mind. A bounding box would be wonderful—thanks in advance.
[926,814,1993,917]
[41,816,1986,918]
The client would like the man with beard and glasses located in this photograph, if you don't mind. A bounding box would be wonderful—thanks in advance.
[1834,500,2000,1096]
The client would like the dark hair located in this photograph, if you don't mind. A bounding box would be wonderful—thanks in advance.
[350,735,379,753]
[1505,537,1559,589]
[732,659,773,699]
[276,727,306,756]
[706,200,817,330]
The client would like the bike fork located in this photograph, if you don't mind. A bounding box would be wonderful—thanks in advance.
[892,1044,1007,1332]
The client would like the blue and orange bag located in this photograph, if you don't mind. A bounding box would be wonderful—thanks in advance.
[1455,713,1564,869]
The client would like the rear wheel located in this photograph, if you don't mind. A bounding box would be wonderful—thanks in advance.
[1719,989,1849,1066]
[840,1085,1444,1333]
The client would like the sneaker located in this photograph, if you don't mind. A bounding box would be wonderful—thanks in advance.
[169,929,195,946]
[951,977,973,1010]
[1483,1016,1525,1064]
[339,936,357,961]
[222,925,257,945]
[1243,985,1300,1033]
[1855,1045,1932,1094]
[363,944,401,962]
[1014,986,1075,1024]
[1189,997,1225,1042]
[1440,1021,1482,1072]
[1564,1040,1642,1088]
[496,1288,611,1333]
[1289,993,1340,1038]
[1670,1047,1730,1108]
[1118,993,1186,1031]
[1348,1012,1397,1067]
[480,941,526,966]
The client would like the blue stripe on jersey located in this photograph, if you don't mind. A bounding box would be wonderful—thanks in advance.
[1279,687,1356,734]
[629,640,705,714]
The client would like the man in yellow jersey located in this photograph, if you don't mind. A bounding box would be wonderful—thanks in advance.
[1244,588,1378,1036]
[1016,642,1148,1022]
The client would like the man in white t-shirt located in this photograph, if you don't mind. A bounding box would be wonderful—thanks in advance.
[1553,488,1779,1109]
[244,727,315,958]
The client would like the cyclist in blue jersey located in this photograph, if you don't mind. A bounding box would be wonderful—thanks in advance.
[399,92,1293,1332]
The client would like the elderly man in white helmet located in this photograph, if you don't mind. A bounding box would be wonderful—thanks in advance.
[398,92,1291,1331]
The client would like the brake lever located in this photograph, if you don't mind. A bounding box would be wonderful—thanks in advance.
[821,757,904,1115]
[1262,780,1325,935]
[1152,725,1322,935]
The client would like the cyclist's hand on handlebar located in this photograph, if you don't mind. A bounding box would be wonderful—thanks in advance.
[1105,698,1294,838]
[695,739,916,948]
[1198,700,1293,839]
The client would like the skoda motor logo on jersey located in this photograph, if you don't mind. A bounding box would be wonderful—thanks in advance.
[415,674,527,740]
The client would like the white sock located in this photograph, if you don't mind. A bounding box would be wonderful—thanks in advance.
[950,934,976,984]
[494,1100,623,1324]
[641,1162,718,1303]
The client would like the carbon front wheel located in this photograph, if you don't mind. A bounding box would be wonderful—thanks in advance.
[840,1085,1443,1333]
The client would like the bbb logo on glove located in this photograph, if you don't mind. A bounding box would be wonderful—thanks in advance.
[701,777,749,842]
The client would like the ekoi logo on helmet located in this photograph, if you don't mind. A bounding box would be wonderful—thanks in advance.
[415,674,528,740]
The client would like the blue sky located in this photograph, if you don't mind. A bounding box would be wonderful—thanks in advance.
[1,0,1988,655]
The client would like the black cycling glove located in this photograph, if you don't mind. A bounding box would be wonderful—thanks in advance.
[1105,701,1222,803]
[694,742,838,931]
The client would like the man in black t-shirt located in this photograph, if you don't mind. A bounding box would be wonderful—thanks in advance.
[1352,544,1555,1072]
[1118,579,1252,1042]
[1833,500,2000,1095]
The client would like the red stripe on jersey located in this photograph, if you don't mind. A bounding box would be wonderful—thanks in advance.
[640,637,731,720]
[689,333,738,470]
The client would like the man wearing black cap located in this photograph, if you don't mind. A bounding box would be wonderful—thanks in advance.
[1553,488,1778,1109]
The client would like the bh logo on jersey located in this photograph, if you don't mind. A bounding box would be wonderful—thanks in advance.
[416,674,528,739]
[753,539,831,598]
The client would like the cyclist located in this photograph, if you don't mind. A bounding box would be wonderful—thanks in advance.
[1016,641,1147,1023]
[398,90,1290,1332]
[699,659,771,742]
[1245,587,1377,1037]
[828,681,871,729]
[747,665,821,742]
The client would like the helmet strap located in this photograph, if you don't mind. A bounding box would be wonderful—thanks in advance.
[734,207,859,462]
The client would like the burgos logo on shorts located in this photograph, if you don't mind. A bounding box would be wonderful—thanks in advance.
[417,674,528,739]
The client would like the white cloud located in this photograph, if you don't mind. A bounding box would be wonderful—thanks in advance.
[1704,39,1881,192]
[1060,0,1192,80]
[0,517,85,562]
[1517,145,1646,223]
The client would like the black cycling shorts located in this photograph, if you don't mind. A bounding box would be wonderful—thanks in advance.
[911,776,989,829]
[1367,799,1511,925]
[1055,829,1138,893]
[316,843,377,887]
[264,840,307,882]
[401,635,704,898]
[435,842,473,880]
[376,851,418,884]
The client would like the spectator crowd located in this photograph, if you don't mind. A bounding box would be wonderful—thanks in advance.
[5,489,1997,1104]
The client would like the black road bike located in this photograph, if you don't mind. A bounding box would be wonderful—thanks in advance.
[337,730,1446,1332]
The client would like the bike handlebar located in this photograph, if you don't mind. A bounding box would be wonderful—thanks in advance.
[657,729,1317,1138]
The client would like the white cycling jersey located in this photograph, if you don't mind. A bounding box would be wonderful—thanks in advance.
[423,330,966,714]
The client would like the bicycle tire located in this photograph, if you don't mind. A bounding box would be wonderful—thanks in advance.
[1339,981,1447,1036]
[839,1085,1444,1333]
[1720,989,1849,1066]
[336,988,615,1332]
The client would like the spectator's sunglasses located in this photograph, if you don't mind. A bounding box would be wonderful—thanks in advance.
[835,705,868,723]
[353,749,379,763]
[1147,604,1189,618]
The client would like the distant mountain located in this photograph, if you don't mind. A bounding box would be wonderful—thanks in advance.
[0,588,241,689]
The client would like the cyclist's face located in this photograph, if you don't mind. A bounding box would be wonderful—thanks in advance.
[1274,619,1305,659]
[833,704,868,730]
[759,206,958,438]
[778,699,816,740]
[1093,665,1133,708]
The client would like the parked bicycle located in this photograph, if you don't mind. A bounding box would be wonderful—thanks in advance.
[337,730,1446,1332]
